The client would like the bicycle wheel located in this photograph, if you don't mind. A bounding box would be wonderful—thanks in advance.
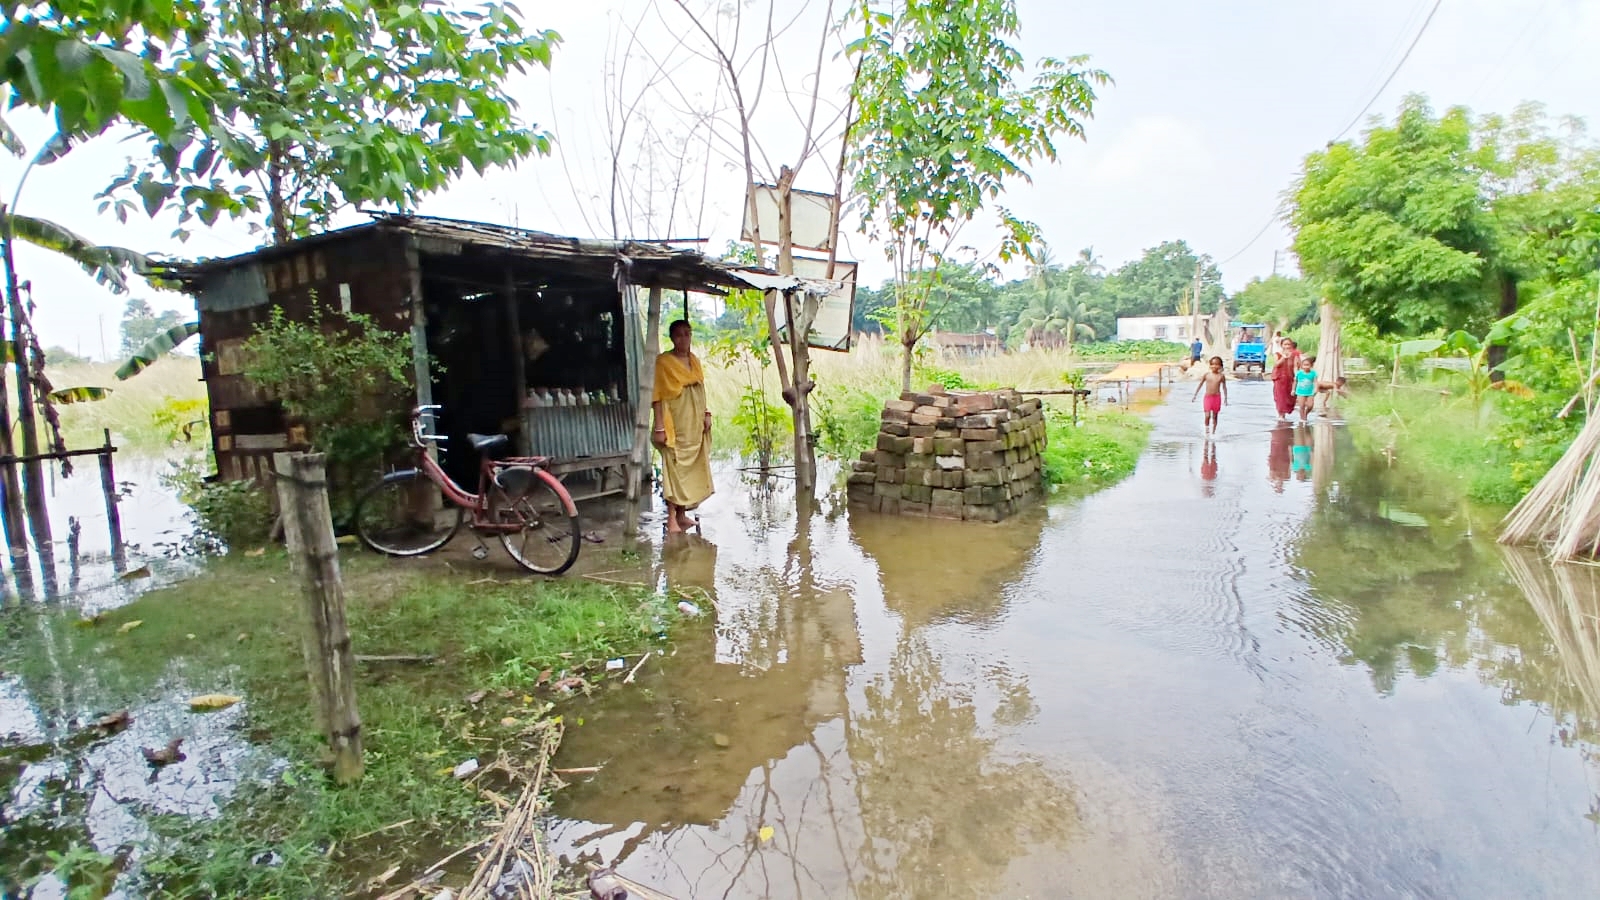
[353,472,463,556]
[492,468,581,575]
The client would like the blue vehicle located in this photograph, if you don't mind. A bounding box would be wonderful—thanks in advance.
[1231,322,1267,373]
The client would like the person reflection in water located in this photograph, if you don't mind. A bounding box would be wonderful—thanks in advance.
[1268,422,1293,493]
[1200,441,1218,498]
[1292,424,1313,482]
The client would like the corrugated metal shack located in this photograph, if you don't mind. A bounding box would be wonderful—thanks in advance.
[168,214,781,497]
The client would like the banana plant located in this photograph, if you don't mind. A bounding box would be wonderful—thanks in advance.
[1426,317,1532,405]
[115,320,199,380]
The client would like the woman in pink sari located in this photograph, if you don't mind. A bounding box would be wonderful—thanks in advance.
[1271,338,1301,420]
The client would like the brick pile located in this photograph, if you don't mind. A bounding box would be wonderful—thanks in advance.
[846,387,1047,522]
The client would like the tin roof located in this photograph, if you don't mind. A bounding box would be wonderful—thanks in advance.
[162,213,822,295]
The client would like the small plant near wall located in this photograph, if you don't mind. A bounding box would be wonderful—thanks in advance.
[242,300,414,521]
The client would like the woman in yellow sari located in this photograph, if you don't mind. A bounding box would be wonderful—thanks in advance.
[652,319,714,533]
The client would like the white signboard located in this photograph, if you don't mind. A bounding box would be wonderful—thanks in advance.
[741,184,838,253]
[778,256,857,352]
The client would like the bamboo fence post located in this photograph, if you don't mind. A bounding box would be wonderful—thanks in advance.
[273,451,363,783]
[98,429,124,571]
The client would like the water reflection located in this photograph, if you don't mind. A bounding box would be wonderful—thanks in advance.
[1268,423,1292,493]
[550,468,1063,898]
[1200,441,1218,497]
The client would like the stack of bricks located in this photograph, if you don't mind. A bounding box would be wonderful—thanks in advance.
[846,386,1047,522]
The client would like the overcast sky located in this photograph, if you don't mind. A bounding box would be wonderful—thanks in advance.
[2,0,1596,358]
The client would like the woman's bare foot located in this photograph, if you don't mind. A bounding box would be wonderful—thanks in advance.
[665,504,684,534]
[676,510,697,531]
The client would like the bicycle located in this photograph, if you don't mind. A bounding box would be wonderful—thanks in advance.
[352,405,582,575]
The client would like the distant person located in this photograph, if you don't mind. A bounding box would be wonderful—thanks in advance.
[1191,355,1228,435]
[1189,337,1203,366]
[1295,355,1319,422]
[1271,338,1302,420]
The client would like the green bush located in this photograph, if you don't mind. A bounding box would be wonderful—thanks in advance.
[1040,404,1151,491]
[1072,340,1185,361]
[913,363,973,390]
[242,302,414,521]
[162,459,275,551]
[815,382,889,460]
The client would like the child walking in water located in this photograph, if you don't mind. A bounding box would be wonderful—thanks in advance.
[1192,356,1228,435]
[1295,356,1318,422]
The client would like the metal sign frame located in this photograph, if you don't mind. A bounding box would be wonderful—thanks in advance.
[776,256,858,352]
[740,184,839,253]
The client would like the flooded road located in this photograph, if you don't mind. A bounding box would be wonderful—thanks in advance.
[551,382,1600,898]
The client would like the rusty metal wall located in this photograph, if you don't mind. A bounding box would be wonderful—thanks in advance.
[522,403,636,461]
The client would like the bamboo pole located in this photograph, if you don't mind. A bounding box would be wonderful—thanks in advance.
[2,223,49,551]
[99,429,124,572]
[273,451,363,783]
[625,287,663,540]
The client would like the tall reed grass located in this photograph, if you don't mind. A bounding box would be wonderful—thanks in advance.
[45,356,208,455]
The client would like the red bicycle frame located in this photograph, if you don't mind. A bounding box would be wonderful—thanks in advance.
[407,408,576,532]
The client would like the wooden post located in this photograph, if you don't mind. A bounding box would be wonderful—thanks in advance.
[273,451,363,783]
[2,220,50,552]
[503,266,527,447]
[99,429,124,571]
[625,286,663,539]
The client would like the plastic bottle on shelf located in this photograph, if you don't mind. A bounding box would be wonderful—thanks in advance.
[608,383,622,403]
[525,389,542,408]
[577,389,591,406]
[537,388,554,407]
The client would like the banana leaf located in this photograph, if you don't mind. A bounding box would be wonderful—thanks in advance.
[115,321,199,380]
[6,214,154,294]
[48,386,112,404]
[0,112,24,158]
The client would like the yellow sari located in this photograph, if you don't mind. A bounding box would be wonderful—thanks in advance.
[653,350,714,509]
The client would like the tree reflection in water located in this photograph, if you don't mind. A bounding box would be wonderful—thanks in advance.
[1286,424,1600,740]
[848,634,1075,898]
[552,491,1078,897]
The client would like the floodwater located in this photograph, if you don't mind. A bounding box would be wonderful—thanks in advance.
[550,382,1600,899]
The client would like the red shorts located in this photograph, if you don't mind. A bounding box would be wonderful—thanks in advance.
[1203,394,1222,413]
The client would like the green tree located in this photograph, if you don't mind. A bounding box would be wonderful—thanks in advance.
[0,3,222,147]
[97,0,560,244]
[1289,96,1494,335]
[1233,274,1320,330]
[1008,245,1101,348]
[924,261,1003,334]
[848,0,1108,390]
[1101,239,1223,319]
[119,298,187,356]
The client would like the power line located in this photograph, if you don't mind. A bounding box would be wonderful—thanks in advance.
[1330,0,1445,142]
[1217,0,1446,268]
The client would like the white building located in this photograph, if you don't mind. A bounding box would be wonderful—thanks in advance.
[1115,315,1194,342]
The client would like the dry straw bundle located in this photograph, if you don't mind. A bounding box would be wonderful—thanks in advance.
[1500,283,1600,561]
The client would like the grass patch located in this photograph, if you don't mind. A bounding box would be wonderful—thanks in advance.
[1,552,668,897]
[1040,399,1152,495]
[46,356,209,454]
[1342,384,1523,507]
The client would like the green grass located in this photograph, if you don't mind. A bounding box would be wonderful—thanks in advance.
[1342,384,1524,507]
[1040,400,1152,494]
[46,356,209,454]
[1,552,669,897]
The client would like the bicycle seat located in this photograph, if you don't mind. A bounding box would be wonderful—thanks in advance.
[468,433,510,452]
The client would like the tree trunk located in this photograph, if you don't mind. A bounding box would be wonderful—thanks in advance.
[900,339,915,394]
[774,170,816,492]
[2,228,49,550]
[1487,272,1518,382]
